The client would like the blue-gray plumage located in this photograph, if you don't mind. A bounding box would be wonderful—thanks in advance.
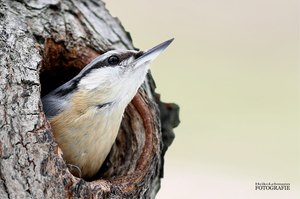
[42,39,174,178]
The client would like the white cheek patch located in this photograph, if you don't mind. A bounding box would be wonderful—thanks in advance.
[78,67,121,90]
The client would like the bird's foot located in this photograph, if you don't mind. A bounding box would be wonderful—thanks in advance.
[67,164,82,178]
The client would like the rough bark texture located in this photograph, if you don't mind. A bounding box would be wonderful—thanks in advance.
[0,0,179,198]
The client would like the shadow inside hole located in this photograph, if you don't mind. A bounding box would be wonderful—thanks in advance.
[39,39,100,96]
[40,66,81,97]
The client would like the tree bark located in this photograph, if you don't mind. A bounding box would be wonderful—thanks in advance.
[0,0,179,198]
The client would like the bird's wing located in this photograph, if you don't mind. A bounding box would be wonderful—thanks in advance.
[42,92,69,119]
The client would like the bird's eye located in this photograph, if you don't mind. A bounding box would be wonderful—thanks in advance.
[107,55,120,65]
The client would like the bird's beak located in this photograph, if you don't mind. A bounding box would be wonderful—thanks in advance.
[132,38,174,68]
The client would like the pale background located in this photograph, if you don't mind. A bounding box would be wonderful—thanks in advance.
[105,1,300,198]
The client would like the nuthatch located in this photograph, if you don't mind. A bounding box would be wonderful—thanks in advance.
[42,39,174,178]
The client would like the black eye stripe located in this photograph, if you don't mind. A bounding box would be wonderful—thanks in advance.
[54,51,140,97]
[90,52,137,70]
[134,51,143,59]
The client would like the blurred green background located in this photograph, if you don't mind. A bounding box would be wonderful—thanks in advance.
[105,0,299,198]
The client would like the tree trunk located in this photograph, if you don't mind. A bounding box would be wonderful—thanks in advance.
[0,0,179,198]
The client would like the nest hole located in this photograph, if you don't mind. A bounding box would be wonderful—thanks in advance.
[39,39,153,183]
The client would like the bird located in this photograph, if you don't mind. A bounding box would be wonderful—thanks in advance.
[42,38,174,179]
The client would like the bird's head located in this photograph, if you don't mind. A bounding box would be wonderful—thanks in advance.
[50,39,174,111]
